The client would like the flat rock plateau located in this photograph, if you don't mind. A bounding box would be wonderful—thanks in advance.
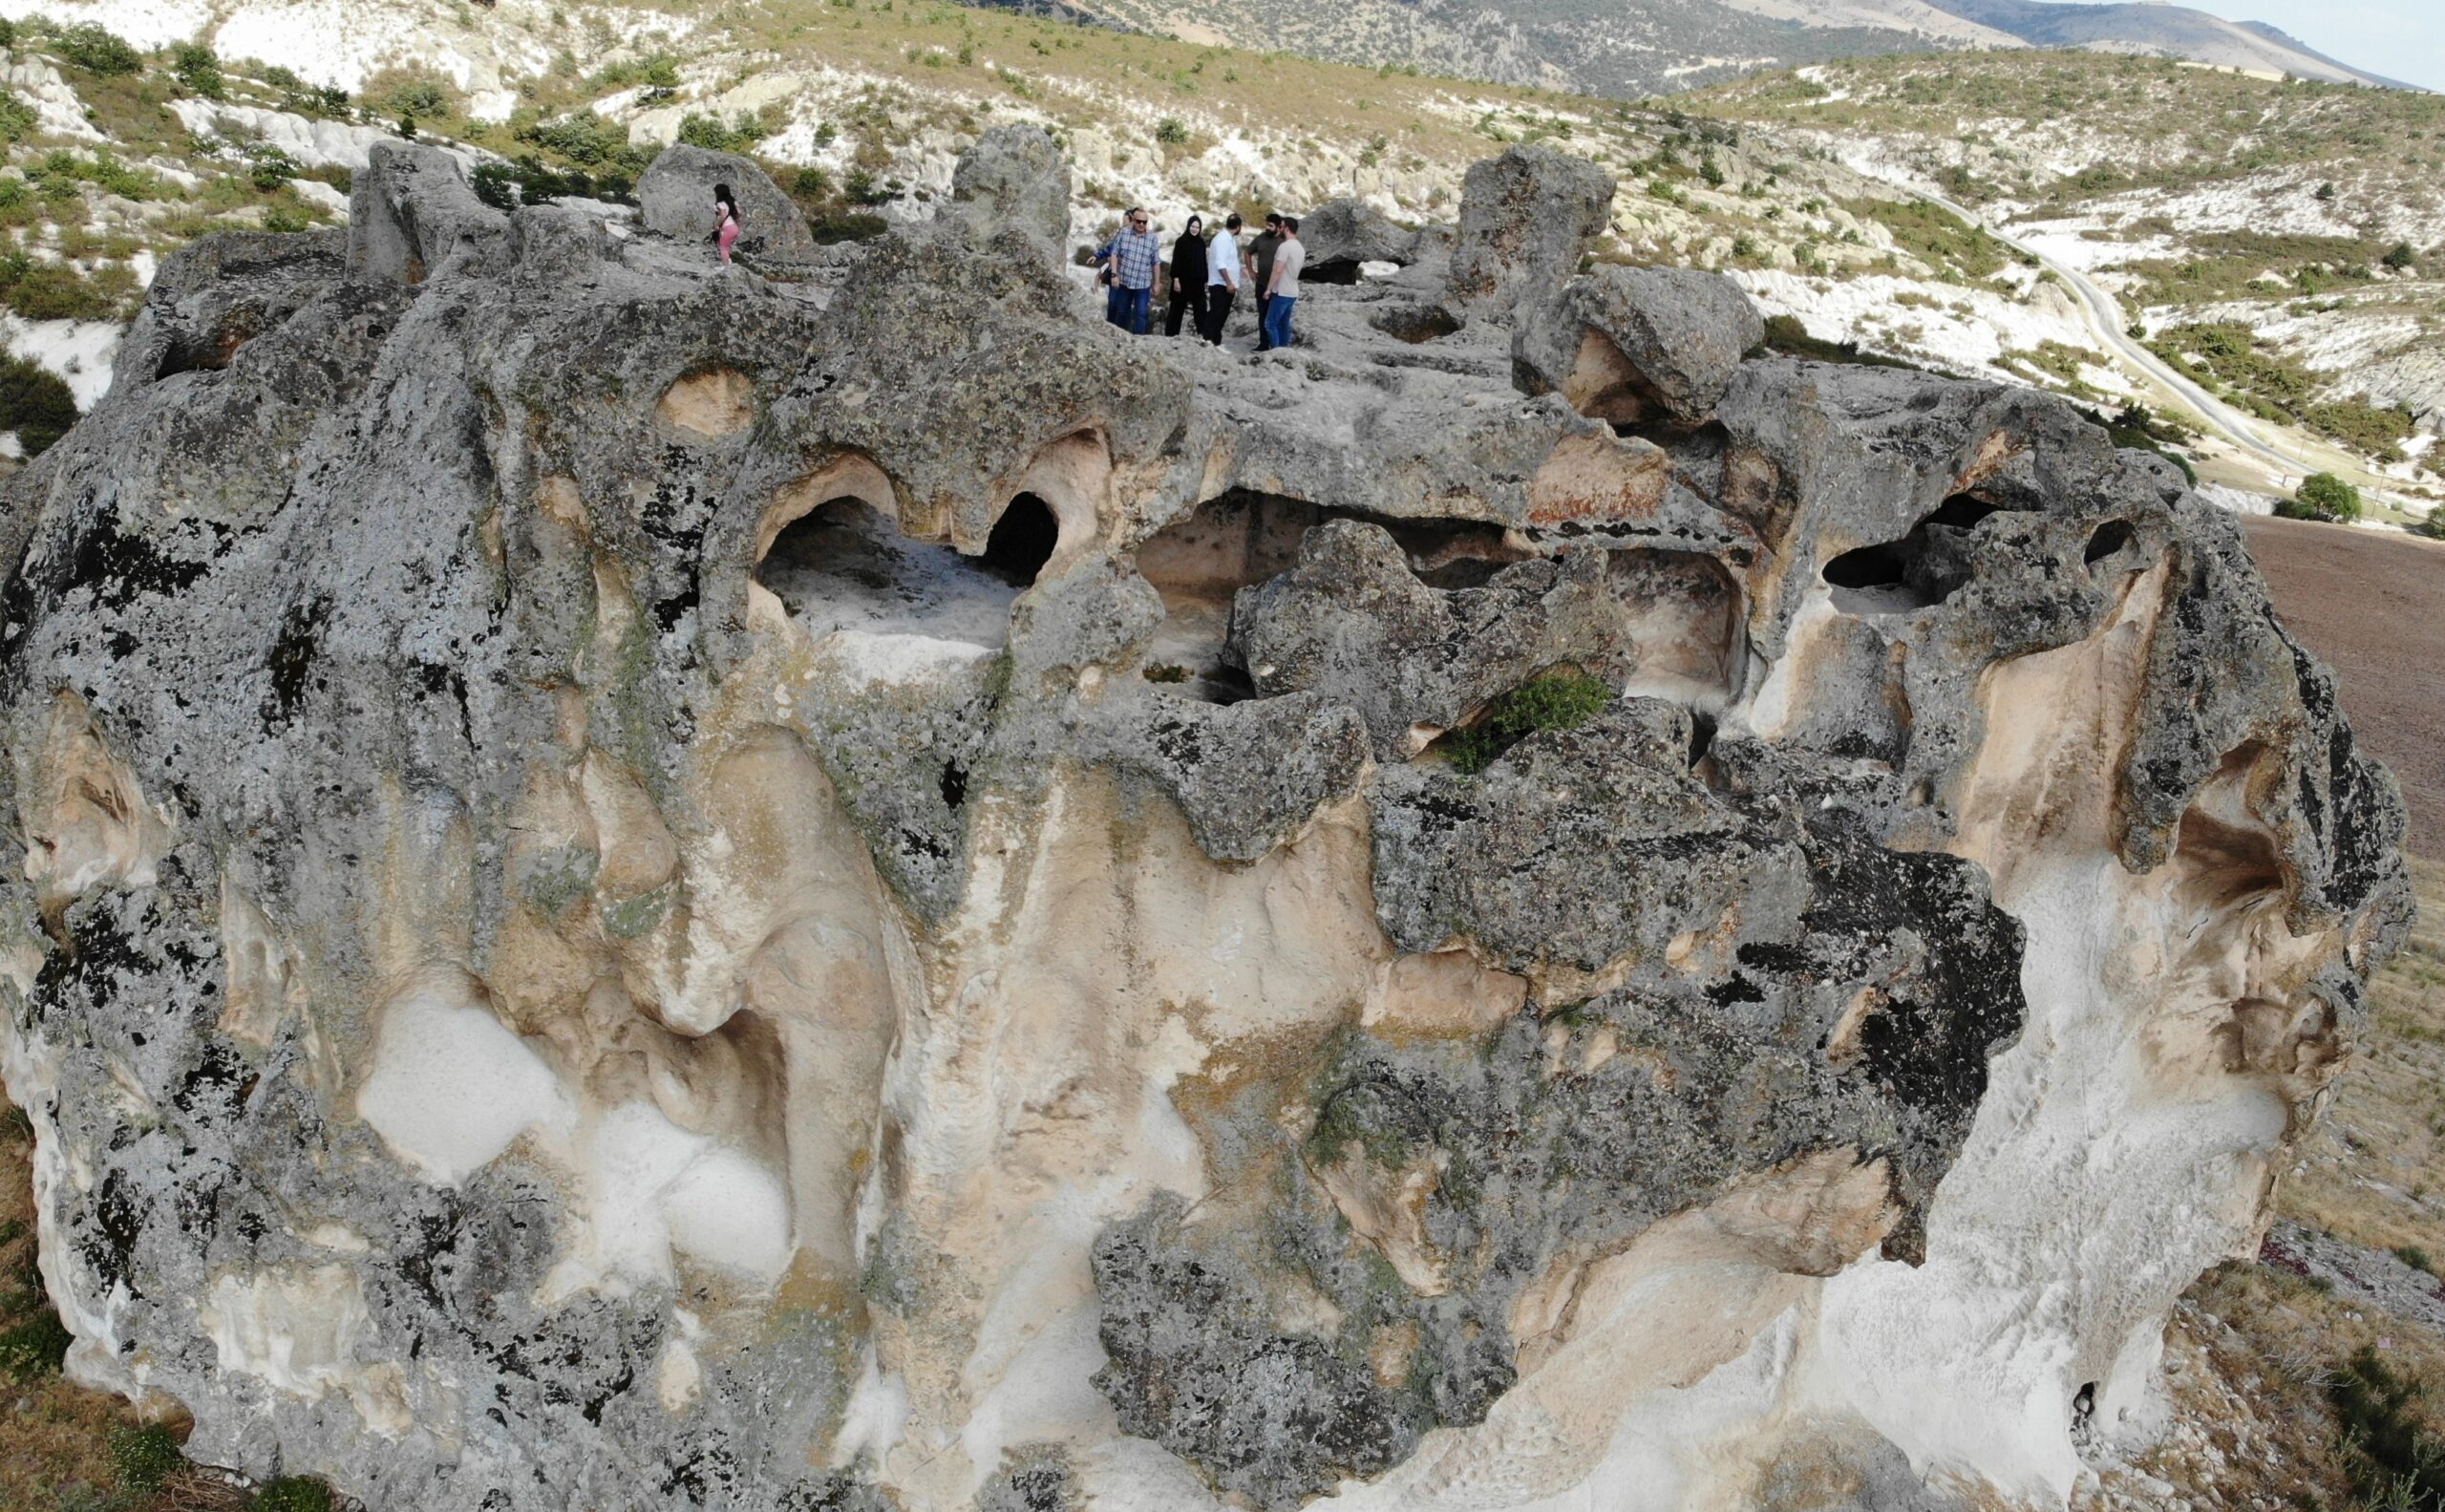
[0,130,2413,1512]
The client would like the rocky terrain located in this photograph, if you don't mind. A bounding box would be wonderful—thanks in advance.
[0,124,2413,1511]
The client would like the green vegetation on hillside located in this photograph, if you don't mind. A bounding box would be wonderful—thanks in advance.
[1689,52,2445,211]
[0,19,347,324]
[2149,323,2417,462]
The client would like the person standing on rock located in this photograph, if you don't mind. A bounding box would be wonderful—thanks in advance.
[1095,208,1162,334]
[712,182,741,265]
[1165,215,1209,338]
[1261,216,1304,351]
[1245,213,1284,351]
[1201,213,1243,345]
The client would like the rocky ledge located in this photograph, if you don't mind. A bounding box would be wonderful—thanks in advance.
[0,132,2412,1511]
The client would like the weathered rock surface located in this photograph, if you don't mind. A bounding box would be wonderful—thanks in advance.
[0,138,2410,1512]
[1440,143,1616,323]
[1513,262,1767,429]
[636,141,819,263]
[947,123,1072,253]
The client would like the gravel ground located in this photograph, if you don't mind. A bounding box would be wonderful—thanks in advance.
[2241,517,2445,858]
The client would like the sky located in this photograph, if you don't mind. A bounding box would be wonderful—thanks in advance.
[2031,0,2444,91]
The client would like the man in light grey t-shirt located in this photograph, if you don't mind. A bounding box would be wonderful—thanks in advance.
[1261,216,1303,351]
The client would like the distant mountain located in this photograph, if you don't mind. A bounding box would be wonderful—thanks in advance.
[1064,0,2406,96]
[1914,0,2405,86]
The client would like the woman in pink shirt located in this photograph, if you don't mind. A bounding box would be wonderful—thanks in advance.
[713,183,741,265]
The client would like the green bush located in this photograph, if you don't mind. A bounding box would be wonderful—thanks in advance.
[0,1304,71,1377]
[1442,672,1614,775]
[2416,506,2445,542]
[172,41,225,99]
[1155,116,1189,146]
[0,351,79,454]
[2328,1346,2445,1507]
[108,1423,183,1493]
[521,111,636,166]
[0,252,124,322]
[53,22,139,75]
[383,76,450,120]
[675,111,761,153]
[2383,241,2417,271]
[0,87,34,143]
[2398,1245,2435,1275]
[2278,471,2363,523]
[254,1476,336,1512]
[246,144,298,192]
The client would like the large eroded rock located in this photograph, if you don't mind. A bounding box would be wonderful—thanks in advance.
[0,139,2409,1512]
[636,141,819,263]
[1513,263,1765,428]
[1440,143,1616,323]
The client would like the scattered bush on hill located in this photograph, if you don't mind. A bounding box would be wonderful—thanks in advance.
[0,352,79,456]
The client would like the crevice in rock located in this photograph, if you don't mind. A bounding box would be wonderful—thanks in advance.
[1822,494,2003,615]
[1300,259,1368,287]
[2084,519,2135,567]
[1370,304,1461,345]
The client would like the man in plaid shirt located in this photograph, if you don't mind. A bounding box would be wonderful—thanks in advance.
[1095,208,1162,334]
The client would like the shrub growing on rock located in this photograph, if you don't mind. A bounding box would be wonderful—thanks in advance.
[1443,671,1614,774]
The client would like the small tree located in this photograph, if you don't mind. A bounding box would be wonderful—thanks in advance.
[1154,117,1189,147]
[2383,242,2417,272]
[171,42,224,99]
[2281,471,2363,523]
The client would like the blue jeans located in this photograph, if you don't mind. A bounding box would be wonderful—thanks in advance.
[1262,293,1297,350]
[1107,284,1151,333]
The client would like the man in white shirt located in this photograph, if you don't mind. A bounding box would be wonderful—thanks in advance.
[1261,216,1304,351]
[1200,213,1243,346]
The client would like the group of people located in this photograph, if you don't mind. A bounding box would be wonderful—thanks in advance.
[1095,210,1306,351]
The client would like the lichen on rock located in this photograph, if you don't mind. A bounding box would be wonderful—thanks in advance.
[0,136,2409,1512]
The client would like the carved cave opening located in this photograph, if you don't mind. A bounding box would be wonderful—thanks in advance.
[757,497,1027,649]
[1822,494,2006,616]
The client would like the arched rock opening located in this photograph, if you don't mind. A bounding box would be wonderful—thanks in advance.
[983,493,1060,585]
[757,497,1027,648]
[1134,490,1529,702]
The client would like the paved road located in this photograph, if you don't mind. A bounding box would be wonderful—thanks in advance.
[1915,189,2328,485]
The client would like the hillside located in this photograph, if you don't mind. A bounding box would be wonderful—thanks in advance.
[1683,50,2445,511]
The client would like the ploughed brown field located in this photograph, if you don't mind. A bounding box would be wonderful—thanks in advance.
[2243,516,2445,859]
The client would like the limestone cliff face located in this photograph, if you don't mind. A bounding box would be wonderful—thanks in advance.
[0,134,2411,1511]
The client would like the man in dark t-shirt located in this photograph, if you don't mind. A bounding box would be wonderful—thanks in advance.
[1244,214,1284,351]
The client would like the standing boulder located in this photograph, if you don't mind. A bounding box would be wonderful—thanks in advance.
[1512,265,1764,429]
[637,142,818,262]
[347,140,507,284]
[949,123,1072,252]
[1441,145,1615,324]
[1297,198,1422,281]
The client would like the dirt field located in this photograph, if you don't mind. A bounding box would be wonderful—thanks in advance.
[2242,516,2445,859]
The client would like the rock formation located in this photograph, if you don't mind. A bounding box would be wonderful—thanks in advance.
[638,141,821,264]
[0,138,2410,1512]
